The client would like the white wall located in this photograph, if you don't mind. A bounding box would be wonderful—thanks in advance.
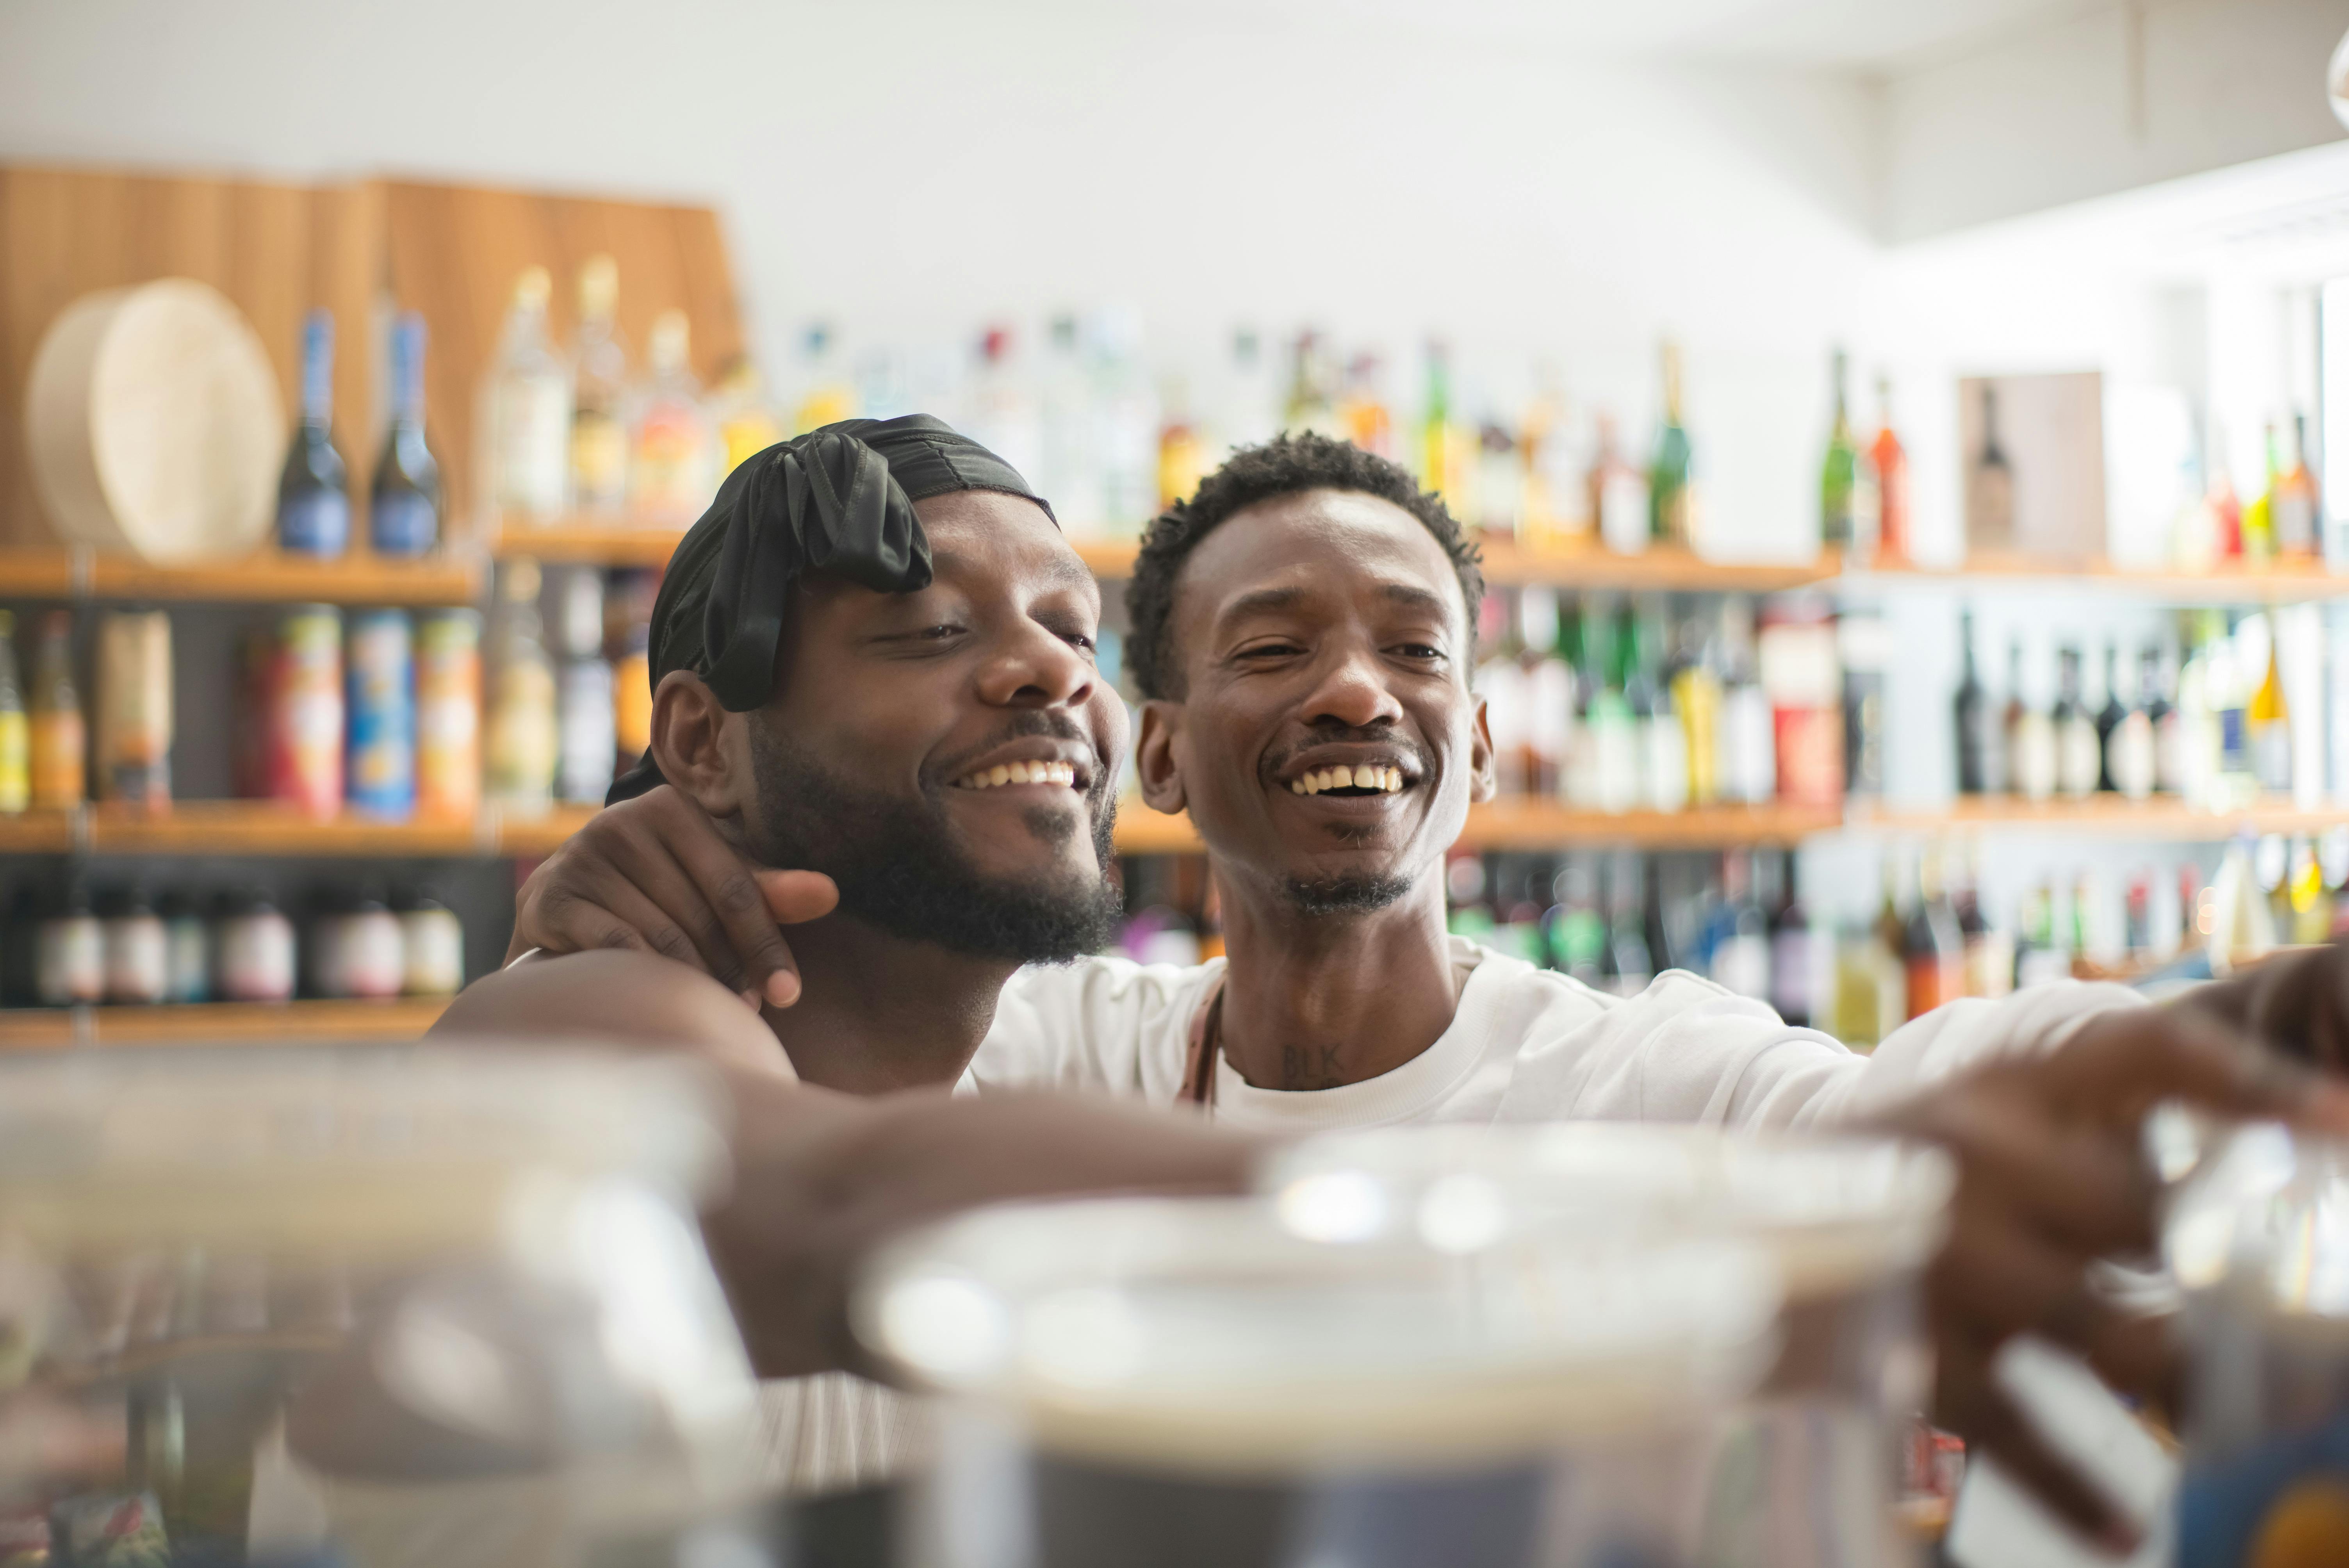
[1882,0,2349,241]
[0,0,1882,557]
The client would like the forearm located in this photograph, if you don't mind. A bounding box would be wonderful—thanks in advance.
[704,1070,1262,1379]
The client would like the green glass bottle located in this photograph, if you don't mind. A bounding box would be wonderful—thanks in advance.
[1649,342,1693,546]
[1821,348,1861,549]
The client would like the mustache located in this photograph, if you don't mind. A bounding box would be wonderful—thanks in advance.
[1258,724,1434,784]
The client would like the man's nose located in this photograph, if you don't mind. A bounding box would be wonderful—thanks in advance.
[977,623,1097,710]
[1303,645,1404,731]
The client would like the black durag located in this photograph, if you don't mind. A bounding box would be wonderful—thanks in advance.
[606,414,1053,804]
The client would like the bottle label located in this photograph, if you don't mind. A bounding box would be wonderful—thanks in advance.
[571,411,629,510]
[2059,719,2102,798]
[2112,713,2158,800]
[630,406,711,520]
[0,709,27,812]
[30,708,85,809]
[371,490,438,557]
[496,376,572,517]
[488,661,558,802]
[278,487,351,557]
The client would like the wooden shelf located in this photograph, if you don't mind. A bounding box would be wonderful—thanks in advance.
[1073,538,1142,577]
[82,800,486,857]
[1109,800,1843,856]
[488,520,688,568]
[1863,795,2349,838]
[494,804,601,858]
[0,548,483,605]
[0,810,77,852]
[0,997,449,1049]
[1475,540,1839,594]
[1849,553,2349,604]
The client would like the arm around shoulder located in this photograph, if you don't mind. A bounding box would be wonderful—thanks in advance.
[429,949,795,1079]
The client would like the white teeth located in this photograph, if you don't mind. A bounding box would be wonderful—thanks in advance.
[1385,768,1402,792]
[1349,764,1374,789]
[959,760,1082,790]
[1290,778,1306,795]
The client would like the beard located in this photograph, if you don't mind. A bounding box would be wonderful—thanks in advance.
[747,720,1123,964]
[1281,870,1416,916]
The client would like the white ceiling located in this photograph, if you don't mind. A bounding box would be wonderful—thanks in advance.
[1174,0,2105,70]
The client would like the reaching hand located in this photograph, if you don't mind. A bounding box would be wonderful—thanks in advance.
[509,785,836,1009]
[1870,1000,2349,1554]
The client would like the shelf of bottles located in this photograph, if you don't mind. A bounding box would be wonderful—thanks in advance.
[0,997,450,1050]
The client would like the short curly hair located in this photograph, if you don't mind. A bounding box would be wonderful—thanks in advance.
[1123,433,1486,701]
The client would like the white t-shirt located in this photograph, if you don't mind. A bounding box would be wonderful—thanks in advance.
[972,935,2144,1134]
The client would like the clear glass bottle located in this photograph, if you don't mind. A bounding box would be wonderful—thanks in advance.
[628,310,715,525]
[2053,645,2102,800]
[486,558,558,816]
[567,254,630,517]
[481,265,573,526]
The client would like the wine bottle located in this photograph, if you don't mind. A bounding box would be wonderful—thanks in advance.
[1821,349,1862,551]
[1649,342,1694,547]
[2276,413,2320,558]
[371,313,440,558]
[2094,641,2127,793]
[1903,847,1965,1019]
[2109,645,2158,802]
[569,255,631,516]
[2146,643,2183,796]
[1872,376,1909,563]
[1953,611,1994,795]
[277,308,350,558]
[2053,645,2101,800]
[2006,638,2056,802]
[1968,384,2015,552]
[2250,619,2292,794]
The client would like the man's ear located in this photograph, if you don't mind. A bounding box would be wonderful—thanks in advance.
[1134,699,1187,816]
[650,671,751,821]
[1467,695,1498,805]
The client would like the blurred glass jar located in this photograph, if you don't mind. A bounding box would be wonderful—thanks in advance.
[2165,1119,2349,1568]
[0,1046,768,1568]
[1261,1125,1955,1568]
[859,1194,1777,1568]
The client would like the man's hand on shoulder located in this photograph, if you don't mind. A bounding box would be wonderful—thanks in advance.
[510,784,837,1010]
[431,948,796,1080]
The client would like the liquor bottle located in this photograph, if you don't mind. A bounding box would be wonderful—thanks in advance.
[1709,852,1771,1001]
[486,558,558,815]
[2241,423,2281,563]
[1091,309,1159,537]
[1968,383,2016,553]
[1156,381,1208,513]
[1590,413,1649,556]
[1636,605,1687,813]
[711,358,784,477]
[1477,422,1520,540]
[1718,597,1776,806]
[1217,326,1278,460]
[1588,606,1640,814]
[1953,611,1996,795]
[1871,376,1909,564]
[790,321,857,435]
[2006,638,2057,802]
[371,313,441,557]
[1517,363,1579,550]
[1903,847,1966,1019]
[277,308,350,558]
[2146,644,2183,796]
[2249,618,2292,794]
[1520,590,1572,798]
[0,613,24,814]
[1768,850,1827,1029]
[1338,353,1394,461]
[568,255,630,516]
[1649,342,1694,547]
[966,324,1041,487]
[482,266,573,525]
[28,611,84,811]
[2207,423,2245,559]
[1840,609,1887,801]
[2107,645,2158,802]
[1953,846,2012,1000]
[1283,331,1340,440]
[1475,597,1530,799]
[2094,641,2127,792]
[2211,618,2257,809]
[1873,855,1911,1032]
[1673,610,1723,807]
[1420,342,1467,515]
[1603,850,1652,997]
[2053,645,2101,800]
[1550,857,1606,989]
[2275,413,2320,558]
[1820,349,1863,552]
[1561,599,1603,809]
[629,311,715,524]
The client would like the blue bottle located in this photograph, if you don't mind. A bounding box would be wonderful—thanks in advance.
[277,309,350,557]
[371,313,441,557]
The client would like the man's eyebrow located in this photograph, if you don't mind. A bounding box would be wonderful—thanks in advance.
[1221,585,1308,621]
[1378,582,1453,618]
